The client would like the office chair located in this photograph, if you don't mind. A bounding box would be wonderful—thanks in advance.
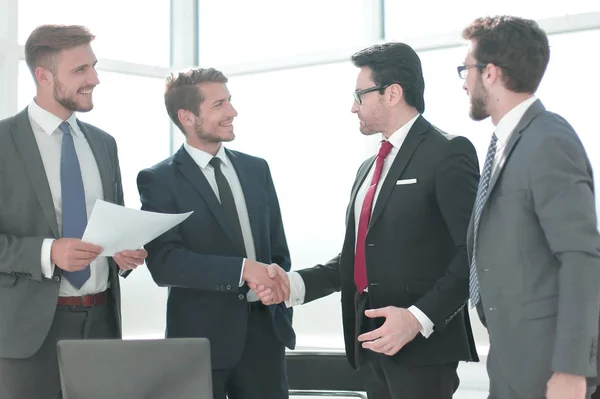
[286,350,367,399]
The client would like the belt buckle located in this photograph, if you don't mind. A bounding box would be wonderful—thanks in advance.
[82,294,95,307]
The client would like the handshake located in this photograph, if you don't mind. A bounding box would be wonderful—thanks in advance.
[243,259,290,305]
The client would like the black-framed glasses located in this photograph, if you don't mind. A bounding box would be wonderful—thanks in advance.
[457,64,487,79]
[353,84,390,105]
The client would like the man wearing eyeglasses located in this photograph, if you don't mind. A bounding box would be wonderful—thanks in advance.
[252,42,480,398]
[461,15,600,399]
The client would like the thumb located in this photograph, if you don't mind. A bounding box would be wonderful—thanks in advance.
[267,264,278,278]
[365,307,389,319]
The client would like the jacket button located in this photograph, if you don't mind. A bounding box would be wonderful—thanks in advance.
[215,285,220,290]
[226,285,231,290]
[54,276,60,282]
[238,294,245,300]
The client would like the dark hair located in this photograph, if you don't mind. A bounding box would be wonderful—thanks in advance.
[164,68,228,132]
[351,42,425,113]
[462,15,550,93]
[25,24,95,78]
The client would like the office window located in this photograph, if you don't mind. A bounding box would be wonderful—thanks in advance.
[18,0,170,66]
[198,0,369,66]
[385,0,600,41]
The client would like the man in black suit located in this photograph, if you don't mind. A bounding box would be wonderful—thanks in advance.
[137,68,295,399]
[254,43,480,398]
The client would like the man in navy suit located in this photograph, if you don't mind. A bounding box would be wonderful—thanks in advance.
[137,67,295,399]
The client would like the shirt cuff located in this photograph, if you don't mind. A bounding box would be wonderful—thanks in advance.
[41,239,55,279]
[408,305,434,338]
[239,258,246,287]
[284,271,306,307]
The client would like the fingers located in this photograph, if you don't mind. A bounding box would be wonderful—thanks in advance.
[113,253,139,270]
[364,307,389,319]
[117,249,148,261]
[266,264,278,278]
[74,240,103,254]
[358,326,385,342]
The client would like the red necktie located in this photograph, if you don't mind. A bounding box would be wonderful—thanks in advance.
[354,140,394,292]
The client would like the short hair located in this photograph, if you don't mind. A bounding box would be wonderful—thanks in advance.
[351,43,425,113]
[462,15,550,93]
[25,24,95,78]
[164,68,228,132]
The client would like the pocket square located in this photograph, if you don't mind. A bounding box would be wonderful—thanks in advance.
[396,178,417,185]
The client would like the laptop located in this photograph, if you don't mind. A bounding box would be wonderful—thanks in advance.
[57,338,212,399]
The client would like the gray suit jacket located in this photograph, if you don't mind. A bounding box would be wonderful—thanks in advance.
[0,107,125,359]
[467,99,600,397]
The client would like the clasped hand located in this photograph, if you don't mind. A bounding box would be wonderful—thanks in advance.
[245,261,290,305]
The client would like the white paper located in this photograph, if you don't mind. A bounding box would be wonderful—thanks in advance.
[82,200,193,257]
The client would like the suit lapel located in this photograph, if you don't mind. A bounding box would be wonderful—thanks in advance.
[10,108,59,238]
[369,116,428,229]
[174,146,239,247]
[485,100,545,200]
[468,99,545,253]
[347,157,375,226]
[78,121,115,203]
[226,149,261,254]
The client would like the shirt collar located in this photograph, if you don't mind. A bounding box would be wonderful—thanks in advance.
[494,96,537,145]
[386,113,420,149]
[28,99,81,136]
[183,142,229,169]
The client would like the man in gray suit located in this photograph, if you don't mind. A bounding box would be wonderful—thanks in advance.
[460,15,600,399]
[0,25,147,399]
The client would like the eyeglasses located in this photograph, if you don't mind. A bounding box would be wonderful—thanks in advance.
[353,84,390,105]
[457,64,487,79]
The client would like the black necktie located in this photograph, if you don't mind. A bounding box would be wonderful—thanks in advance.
[209,157,246,257]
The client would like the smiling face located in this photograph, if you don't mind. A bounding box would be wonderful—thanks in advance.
[190,82,238,144]
[34,43,100,119]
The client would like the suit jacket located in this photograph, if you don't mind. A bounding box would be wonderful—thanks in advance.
[468,99,600,397]
[0,107,125,359]
[298,116,480,369]
[137,146,295,369]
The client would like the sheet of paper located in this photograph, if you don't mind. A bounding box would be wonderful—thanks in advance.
[82,199,193,257]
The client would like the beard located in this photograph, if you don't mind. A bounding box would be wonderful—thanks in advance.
[193,118,234,143]
[53,77,93,113]
[469,78,490,121]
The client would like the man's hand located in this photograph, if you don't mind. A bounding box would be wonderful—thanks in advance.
[248,264,290,305]
[113,249,148,271]
[244,261,289,304]
[547,372,587,399]
[51,238,102,272]
[357,306,422,356]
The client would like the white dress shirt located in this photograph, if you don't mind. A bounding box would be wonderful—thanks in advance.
[287,114,435,338]
[29,100,109,296]
[183,142,260,302]
[492,96,538,173]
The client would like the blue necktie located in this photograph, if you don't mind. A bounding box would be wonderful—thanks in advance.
[59,121,90,289]
[469,133,498,307]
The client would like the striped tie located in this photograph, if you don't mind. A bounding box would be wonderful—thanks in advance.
[469,133,498,307]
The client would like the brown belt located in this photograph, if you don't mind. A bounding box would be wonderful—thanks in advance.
[57,291,107,307]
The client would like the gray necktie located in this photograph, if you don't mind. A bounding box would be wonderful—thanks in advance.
[59,121,90,289]
[209,157,246,257]
[469,133,498,307]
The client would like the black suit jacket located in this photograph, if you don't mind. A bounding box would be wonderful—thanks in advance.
[298,116,480,369]
[137,146,295,369]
